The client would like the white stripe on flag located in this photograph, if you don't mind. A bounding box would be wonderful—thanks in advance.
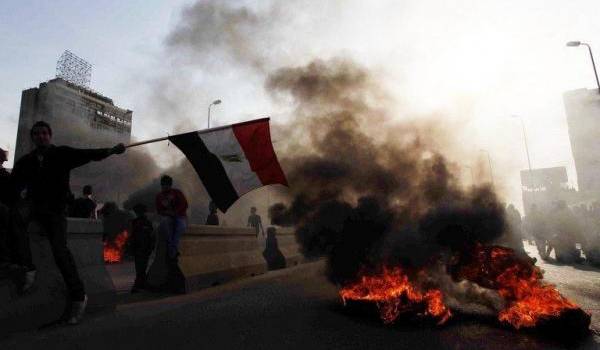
[197,127,263,197]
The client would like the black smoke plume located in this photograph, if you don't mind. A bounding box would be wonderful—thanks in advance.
[266,58,506,285]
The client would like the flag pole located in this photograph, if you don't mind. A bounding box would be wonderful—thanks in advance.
[125,117,271,149]
[126,136,169,149]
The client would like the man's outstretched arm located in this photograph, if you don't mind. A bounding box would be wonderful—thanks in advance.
[63,143,126,169]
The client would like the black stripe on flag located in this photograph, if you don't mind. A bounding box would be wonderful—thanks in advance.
[168,132,239,212]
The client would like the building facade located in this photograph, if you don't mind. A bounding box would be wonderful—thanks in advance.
[521,166,580,215]
[563,88,600,200]
[15,78,133,201]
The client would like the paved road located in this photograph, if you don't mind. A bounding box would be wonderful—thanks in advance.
[1,244,599,350]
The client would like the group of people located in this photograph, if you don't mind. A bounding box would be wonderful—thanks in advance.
[0,120,198,324]
[0,118,275,327]
[505,200,600,266]
[129,193,267,292]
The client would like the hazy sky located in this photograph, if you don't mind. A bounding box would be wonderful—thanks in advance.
[2,0,600,209]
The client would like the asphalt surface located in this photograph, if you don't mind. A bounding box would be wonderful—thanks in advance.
[1,244,599,350]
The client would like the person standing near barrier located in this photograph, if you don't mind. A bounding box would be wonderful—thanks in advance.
[247,207,264,238]
[548,201,584,264]
[70,185,97,219]
[10,121,126,325]
[130,204,155,293]
[156,175,188,292]
[0,147,11,268]
[505,204,526,255]
[205,201,219,226]
[524,204,549,260]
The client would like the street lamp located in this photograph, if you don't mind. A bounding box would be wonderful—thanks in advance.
[479,149,495,187]
[510,115,533,172]
[566,41,600,93]
[208,99,222,128]
[510,115,537,211]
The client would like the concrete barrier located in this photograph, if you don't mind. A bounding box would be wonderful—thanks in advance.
[0,218,116,336]
[147,224,307,293]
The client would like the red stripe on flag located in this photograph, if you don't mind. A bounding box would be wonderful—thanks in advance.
[232,120,288,187]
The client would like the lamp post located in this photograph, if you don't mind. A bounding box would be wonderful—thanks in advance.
[207,99,222,128]
[567,41,600,94]
[480,149,495,187]
[510,115,533,173]
[511,115,537,212]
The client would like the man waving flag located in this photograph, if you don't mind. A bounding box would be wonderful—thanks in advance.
[167,118,288,212]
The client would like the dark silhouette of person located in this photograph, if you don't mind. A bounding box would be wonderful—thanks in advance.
[99,201,132,246]
[205,201,219,226]
[70,185,97,219]
[548,200,584,264]
[524,204,549,260]
[156,175,188,259]
[156,175,188,293]
[504,204,526,255]
[0,147,11,268]
[583,202,600,266]
[10,120,126,325]
[262,227,286,270]
[130,204,155,293]
[247,207,264,238]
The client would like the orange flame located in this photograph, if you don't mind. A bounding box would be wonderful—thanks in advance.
[339,267,452,325]
[454,244,582,329]
[340,244,585,330]
[494,254,579,328]
[103,230,130,264]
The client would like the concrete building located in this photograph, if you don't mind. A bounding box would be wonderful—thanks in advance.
[521,166,579,215]
[14,78,132,200]
[563,88,600,200]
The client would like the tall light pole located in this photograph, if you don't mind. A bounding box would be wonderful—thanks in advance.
[511,115,537,212]
[567,41,600,94]
[480,149,495,187]
[207,99,222,128]
[510,115,533,172]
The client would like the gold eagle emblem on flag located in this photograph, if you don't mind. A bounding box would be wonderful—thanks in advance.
[220,154,243,162]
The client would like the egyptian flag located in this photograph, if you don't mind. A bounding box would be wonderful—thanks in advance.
[168,118,288,212]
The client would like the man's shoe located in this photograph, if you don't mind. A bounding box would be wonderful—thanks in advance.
[21,269,36,294]
[67,295,88,325]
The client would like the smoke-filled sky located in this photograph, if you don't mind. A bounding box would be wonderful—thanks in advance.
[2,0,600,211]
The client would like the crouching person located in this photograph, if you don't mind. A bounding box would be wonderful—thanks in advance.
[156,175,188,293]
[130,204,155,293]
[10,121,126,324]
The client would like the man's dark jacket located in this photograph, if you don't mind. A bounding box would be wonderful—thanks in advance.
[0,167,10,206]
[11,146,112,214]
[71,197,97,218]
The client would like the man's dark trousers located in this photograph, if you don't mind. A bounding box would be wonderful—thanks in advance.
[134,251,151,287]
[13,208,85,301]
[0,203,10,263]
[133,230,153,287]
